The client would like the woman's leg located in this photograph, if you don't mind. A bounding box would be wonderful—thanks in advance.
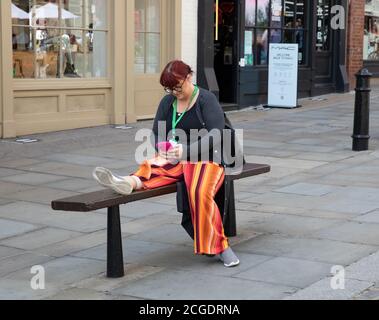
[183,162,229,255]
[93,157,183,194]
[132,159,184,190]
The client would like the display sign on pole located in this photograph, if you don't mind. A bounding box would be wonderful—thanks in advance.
[266,43,300,109]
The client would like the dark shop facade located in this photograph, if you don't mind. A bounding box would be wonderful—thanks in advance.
[197,0,350,109]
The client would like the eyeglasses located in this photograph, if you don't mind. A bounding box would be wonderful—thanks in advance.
[164,81,185,94]
[163,74,189,94]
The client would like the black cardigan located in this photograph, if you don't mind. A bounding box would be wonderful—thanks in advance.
[151,88,225,164]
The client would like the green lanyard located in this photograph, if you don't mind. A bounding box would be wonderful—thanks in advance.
[171,85,199,140]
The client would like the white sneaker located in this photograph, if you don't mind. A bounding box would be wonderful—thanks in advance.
[218,247,240,268]
[92,167,134,195]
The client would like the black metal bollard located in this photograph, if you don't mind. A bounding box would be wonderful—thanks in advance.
[352,68,373,151]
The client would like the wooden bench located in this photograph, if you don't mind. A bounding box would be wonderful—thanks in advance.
[51,163,270,278]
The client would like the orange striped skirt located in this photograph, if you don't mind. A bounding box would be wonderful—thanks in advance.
[133,157,229,255]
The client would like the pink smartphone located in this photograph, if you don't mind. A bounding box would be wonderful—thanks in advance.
[156,141,173,152]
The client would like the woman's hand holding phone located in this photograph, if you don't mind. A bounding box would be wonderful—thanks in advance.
[157,141,183,161]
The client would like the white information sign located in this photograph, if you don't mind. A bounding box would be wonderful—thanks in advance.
[267,43,299,108]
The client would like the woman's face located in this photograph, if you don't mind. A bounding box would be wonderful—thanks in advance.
[171,74,193,100]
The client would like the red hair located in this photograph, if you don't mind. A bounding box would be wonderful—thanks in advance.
[160,60,194,89]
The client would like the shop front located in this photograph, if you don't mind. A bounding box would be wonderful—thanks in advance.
[363,0,379,75]
[0,0,182,138]
[198,0,349,109]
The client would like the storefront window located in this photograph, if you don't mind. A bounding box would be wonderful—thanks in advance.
[244,0,308,66]
[364,0,379,61]
[135,0,161,74]
[11,0,108,79]
[316,0,331,52]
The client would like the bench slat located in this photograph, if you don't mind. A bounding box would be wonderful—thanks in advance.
[51,163,270,212]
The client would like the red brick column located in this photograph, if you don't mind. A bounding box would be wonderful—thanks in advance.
[347,0,365,90]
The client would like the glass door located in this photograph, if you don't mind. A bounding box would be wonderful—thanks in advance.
[314,0,334,86]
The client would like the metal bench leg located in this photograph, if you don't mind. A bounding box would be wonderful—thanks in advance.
[107,205,124,278]
[224,180,237,237]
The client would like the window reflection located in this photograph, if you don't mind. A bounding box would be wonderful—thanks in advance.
[271,0,282,27]
[244,0,307,66]
[256,28,268,65]
[245,0,256,27]
[316,0,331,51]
[12,0,109,79]
[363,0,379,60]
[257,0,269,27]
[135,0,161,74]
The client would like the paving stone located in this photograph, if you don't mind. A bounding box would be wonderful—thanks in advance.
[235,191,261,201]
[0,218,41,240]
[251,166,307,180]
[0,182,35,196]
[278,144,339,153]
[0,168,26,178]
[72,239,180,265]
[353,210,379,224]
[2,187,79,205]
[301,162,354,176]
[34,230,107,257]
[0,228,82,250]
[121,214,179,235]
[45,287,114,300]
[312,222,379,246]
[131,247,273,277]
[240,192,320,209]
[0,173,68,186]
[0,256,106,299]
[289,152,354,162]
[244,155,327,170]
[233,257,333,289]
[119,202,176,219]
[19,161,94,179]
[0,202,111,233]
[285,278,373,300]
[71,144,139,160]
[75,264,165,293]
[0,158,43,169]
[79,185,105,193]
[263,173,319,188]
[113,269,297,300]
[354,287,379,300]
[313,197,379,215]
[315,173,379,188]
[127,224,193,246]
[0,252,53,277]
[254,204,360,220]
[243,140,284,149]
[238,212,340,237]
[44,178,95,192]
[274,183,339,196]
[145,194,177,206]
[40,153,117,167]
[328,186,379,203]
[0,199,14,206]
[112,295,145,300]
[244,147,299,158]
[345,251,379,282]
[0,246,25,260]
[235,234,378,265]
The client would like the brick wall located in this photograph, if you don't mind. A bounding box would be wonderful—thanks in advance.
[347,0,365,89]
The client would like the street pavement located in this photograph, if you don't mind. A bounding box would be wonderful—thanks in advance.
[0,85,379,300]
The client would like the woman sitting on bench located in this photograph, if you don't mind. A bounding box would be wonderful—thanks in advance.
[93,60,240,268]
